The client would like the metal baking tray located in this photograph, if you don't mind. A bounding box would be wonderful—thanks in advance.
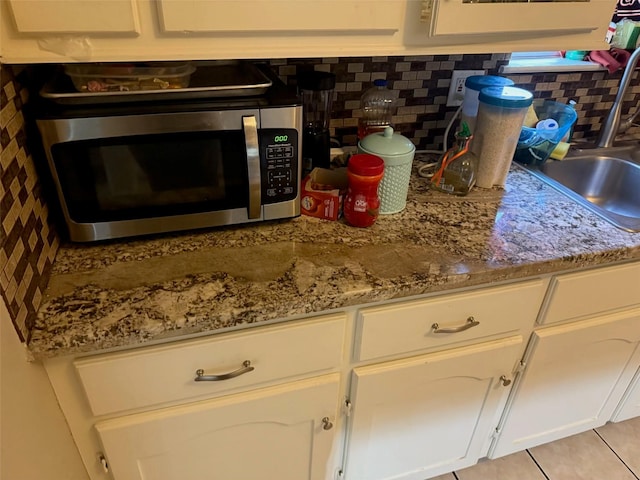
[40,61,273,104]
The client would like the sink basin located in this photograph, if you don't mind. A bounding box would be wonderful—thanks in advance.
[521,141,640,232]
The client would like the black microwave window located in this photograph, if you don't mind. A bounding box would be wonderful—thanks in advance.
[51,131,248,223]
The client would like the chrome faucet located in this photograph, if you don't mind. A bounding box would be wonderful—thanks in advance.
[596,46,640,148]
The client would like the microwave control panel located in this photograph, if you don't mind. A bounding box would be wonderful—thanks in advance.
[260,129,299,204]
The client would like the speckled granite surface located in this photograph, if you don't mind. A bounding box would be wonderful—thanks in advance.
[29,160,640,359]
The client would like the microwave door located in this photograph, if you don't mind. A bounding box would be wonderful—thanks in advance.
[242,115,261,220]
[37,109,265,241]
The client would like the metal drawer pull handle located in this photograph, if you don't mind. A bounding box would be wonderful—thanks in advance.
[500,375,512,387]
[432,316,479,334]
[322,417,333,430]
[195,360,255,382]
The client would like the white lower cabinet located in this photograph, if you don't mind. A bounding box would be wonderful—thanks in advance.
[490,307,640,458]
[44,314,347,480]
[42,264,640,480]
[343,336,524,480]
[613,368,640,422]
[96,374,341,480]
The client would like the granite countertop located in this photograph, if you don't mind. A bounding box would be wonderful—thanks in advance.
[29,159,640,359]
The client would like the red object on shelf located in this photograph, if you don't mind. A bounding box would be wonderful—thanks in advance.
[343,154,385,228]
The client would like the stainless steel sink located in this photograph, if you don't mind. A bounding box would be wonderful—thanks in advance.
[521,141,640,232]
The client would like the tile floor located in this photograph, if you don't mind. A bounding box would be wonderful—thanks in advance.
[432,416,640,480]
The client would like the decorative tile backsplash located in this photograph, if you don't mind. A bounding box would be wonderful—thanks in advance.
[270,54,511,149]
[1,53,639,343]
[0,65,59,342]
[269,55,640,150]
[506,70,640,141]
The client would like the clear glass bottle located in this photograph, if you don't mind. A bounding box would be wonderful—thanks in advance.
[357,79,396,140]
[431,122,477,196]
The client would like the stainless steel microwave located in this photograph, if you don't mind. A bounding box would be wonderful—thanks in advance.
[36,96,303,242]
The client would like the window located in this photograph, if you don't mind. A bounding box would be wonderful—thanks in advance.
[501,51,604,73]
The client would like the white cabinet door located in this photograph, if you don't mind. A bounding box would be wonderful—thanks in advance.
[403,0,615,51]
[427,0,615,38]
[344,336,524,480]
[7,0,140,34]
[612,367,640,422]
[490,308,640,459]
[95,374,341,480]
[156,0,403,34]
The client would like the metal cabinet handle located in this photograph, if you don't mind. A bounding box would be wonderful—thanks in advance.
[431,316,479,334]
[499,375,512,387]
[242,115,261,219]
[195,360,255,382]
[321,417,333,430]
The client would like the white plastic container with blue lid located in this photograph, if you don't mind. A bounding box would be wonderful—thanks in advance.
[470,86,533,188]
[461,75,514,133]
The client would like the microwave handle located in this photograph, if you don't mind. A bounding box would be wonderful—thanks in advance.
[242,115,261,219]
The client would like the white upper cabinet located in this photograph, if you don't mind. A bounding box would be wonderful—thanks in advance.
[1,0,616,62]
[0,0,407,62]
[427,0,614,37]
[403,0,615,52]
[156,0,402,33]
[6,0,140,34]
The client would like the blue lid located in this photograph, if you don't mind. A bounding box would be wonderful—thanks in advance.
[373,79,388,87]
[464,75,514,92]
[479,86,533,108]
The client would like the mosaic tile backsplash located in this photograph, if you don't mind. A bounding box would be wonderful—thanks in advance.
[1,53,639,343]
[268,54,640,150]
[0,65,58,342]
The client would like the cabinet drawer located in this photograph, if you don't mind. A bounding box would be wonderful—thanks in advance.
[355,280,546,361]
[539,262,640,325]
[75,314,346,416]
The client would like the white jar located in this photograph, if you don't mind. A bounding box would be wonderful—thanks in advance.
[471,86,533,189]
[358,126,416,214]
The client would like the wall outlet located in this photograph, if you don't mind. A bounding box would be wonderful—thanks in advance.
[446,70,485,107]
